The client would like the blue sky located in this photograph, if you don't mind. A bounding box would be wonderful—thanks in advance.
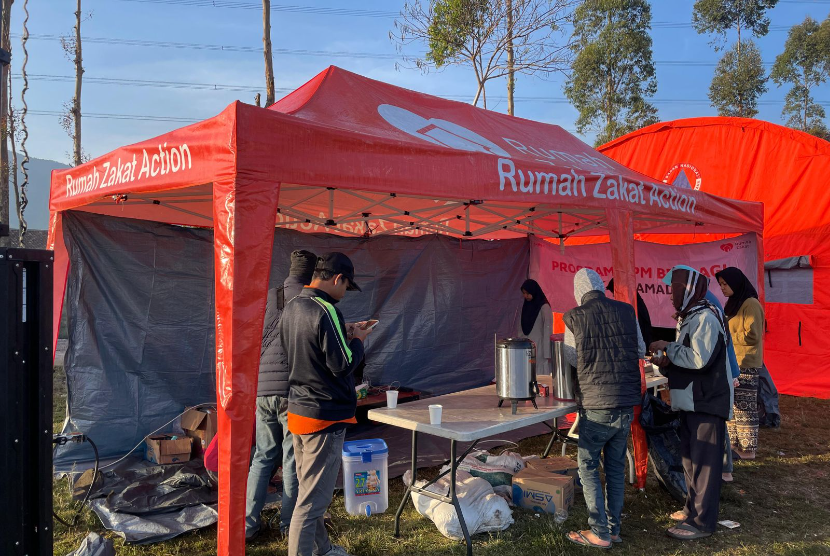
[10,0,830,164]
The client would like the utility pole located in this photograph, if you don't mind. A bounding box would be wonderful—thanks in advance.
[262,0,275,106]
[0,0,12,246]
[72,0,83,166]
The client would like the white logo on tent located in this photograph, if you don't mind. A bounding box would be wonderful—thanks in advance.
[378,104,511,158]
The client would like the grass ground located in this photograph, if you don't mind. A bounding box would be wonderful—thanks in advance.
[52,366,830,555]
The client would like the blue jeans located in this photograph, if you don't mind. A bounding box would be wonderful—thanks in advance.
[245,395,297,535]
[577,408,633,541]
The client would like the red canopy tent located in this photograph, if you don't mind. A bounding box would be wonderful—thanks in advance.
[48,67,763,555]
[599,118,830,399]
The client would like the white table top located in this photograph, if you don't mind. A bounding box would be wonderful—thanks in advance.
[368,372,668,442]
[368,376,574,442]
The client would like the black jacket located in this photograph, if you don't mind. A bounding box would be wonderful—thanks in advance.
[664,305,731,419]
[257,276,307,398]
[563,291,642,410]
[281,287,365,422]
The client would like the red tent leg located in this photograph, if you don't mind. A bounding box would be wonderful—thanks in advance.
[605,209,649,489]
[213,178,281,556]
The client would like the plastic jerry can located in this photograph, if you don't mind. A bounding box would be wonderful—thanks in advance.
[341,438,389,516]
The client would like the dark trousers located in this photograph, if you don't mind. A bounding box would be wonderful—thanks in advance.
[679,412,725,533]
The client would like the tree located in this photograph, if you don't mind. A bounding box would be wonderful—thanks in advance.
[692,0,778,50]
[770,15,830,138]
[564,0,658,146]
[709,39,767,117]
[59,0,87,166]
[392,0,572,111]
[262,0,275,106]
[0,0,11,247]
[692,0,778,117]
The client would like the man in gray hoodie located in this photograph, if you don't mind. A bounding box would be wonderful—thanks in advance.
[563,268,645,548]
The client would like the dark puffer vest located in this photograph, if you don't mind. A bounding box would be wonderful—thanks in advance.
[257,276,306,398]
[563,290,642,410]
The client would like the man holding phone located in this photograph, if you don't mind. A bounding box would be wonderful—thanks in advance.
[281,252,372,556]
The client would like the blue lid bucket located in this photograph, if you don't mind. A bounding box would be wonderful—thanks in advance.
[342,439,388,463]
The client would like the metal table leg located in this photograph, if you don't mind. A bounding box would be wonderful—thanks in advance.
[449,439,473,556]
[393,432,477,555]
[393,430,417,537]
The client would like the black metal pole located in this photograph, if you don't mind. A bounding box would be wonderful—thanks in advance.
[449,439,473,556]
[393,429,417,537]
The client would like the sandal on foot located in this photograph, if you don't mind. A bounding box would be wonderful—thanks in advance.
[666,523,712,540]
[610,535,622,544]
[567,531,612,549]
[670,510,687,521]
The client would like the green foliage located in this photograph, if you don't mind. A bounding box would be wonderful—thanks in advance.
[426,0,490,68]
[709,40,767,118]
[564,0,658,146]
[770,16,830,137]
[692,0,779,46]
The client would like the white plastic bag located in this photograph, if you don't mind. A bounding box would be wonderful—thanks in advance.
[450,450,527,487]
[403,470,513,540]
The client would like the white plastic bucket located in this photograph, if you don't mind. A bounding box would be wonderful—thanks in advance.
[341,438,389,516]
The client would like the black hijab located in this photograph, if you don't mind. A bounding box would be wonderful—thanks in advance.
[715,267,758,319]
[607,278,653,348]
[521,279,549,335]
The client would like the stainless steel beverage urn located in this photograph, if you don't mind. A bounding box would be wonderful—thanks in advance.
[551,337,576,402]
[495,338,539,414]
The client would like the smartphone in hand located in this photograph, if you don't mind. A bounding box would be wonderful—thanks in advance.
[360,319,379,330]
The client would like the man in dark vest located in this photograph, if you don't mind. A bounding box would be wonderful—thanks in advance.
[563,268,645,549]
[245,250,317,540]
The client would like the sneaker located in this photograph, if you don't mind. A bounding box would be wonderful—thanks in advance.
[315,544,354,556]
[245,526,260,542]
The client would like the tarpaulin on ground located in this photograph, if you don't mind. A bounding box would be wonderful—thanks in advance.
[600,118,830,398]
[56,211,528,464]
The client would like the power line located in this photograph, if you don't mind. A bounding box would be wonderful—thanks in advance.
[26,109,199,123]
[16,73,829,108]
[15,33,780,67]
[116,0,399,18]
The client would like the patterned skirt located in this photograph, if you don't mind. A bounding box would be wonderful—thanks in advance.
[728,366,760,456]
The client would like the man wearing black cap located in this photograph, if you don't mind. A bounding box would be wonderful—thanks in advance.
[246,250,317,540]
[281,252,371,556]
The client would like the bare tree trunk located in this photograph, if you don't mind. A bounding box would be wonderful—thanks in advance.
[73,0,83,166]
[736,22,742,118]
[0,0,11,247]
[9,87,19,246]
[506,0,515,116]
[262,0,275,106]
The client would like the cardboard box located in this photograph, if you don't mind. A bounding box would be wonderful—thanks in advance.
[181,407,218,456]
[525,457,582,491]
[512,466,574,515]
[145,435,193,465]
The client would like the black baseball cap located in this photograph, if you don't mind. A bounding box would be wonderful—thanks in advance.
[316,252,361,291]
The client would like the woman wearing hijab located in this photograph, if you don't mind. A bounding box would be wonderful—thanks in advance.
[715,267,764,460]
[519,279,553,375]
[606,278,653,348]
[650,267,732,540]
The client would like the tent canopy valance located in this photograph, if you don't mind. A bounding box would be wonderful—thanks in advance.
[50,67,762,239]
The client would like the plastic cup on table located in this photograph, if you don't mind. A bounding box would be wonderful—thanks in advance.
[386,390,399,408]
[429,404,443,425]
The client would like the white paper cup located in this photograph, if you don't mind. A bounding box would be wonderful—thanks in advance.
[429,404,443,425]
[386,390,399,408]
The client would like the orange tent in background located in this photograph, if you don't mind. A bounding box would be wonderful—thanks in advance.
[600,117,830,399]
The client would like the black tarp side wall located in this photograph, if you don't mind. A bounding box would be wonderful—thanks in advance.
[57,211,530,463]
